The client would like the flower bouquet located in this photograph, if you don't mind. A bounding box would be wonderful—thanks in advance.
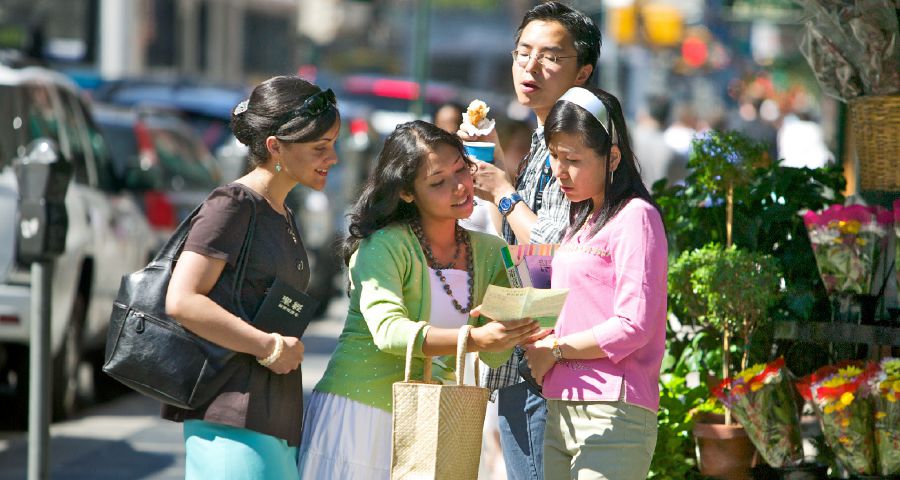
[870,357,900,475]
[712,358,804,468]
[810,362,878,475]
[803,204,892,296]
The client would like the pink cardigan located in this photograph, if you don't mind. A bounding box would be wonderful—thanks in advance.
[542,198,668,412]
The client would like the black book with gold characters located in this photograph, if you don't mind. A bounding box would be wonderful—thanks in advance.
[252,277,320,339]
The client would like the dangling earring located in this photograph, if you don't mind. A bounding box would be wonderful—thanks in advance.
[610,169,615,184]
[275,162,282,173]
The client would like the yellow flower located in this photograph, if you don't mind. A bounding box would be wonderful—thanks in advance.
[750,382,764,392]
[739,363,766,383]
[840,392,854,406]
[839,436,851,445]
[841,418,850,427]
[876,411,887,420]
[888,393,897,403]
[824,404,835,414]
[838,220,861,234]
[822,377,848,388]
[839,365,863,378]
[856,237,868,246]
[893,380,900,392]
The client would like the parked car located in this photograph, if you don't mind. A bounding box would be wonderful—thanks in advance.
[0,59,155,422]
[93,77,248,154]
[93,105,223,250]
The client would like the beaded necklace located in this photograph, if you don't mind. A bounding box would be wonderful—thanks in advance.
[410,220,474,314]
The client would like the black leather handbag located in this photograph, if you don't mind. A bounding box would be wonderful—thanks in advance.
[102,199,257,410]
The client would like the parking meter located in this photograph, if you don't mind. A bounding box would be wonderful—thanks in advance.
[14,139,72,264]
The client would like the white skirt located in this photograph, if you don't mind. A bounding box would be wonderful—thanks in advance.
[297,391,392,480]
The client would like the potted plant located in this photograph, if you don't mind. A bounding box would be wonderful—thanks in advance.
[669,243,782,479]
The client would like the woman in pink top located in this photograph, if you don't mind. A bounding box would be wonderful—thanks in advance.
[524,86,667,480]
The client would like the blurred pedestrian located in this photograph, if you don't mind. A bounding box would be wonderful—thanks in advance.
[525,86,667,479]
[434,101,466,134]
[727,96,778,162]
[297,120,541,480]
[663,103,698,183]
[631,95,675,190]
[163,75,340,480]
[778,109,833,169]
[459,2,602,479]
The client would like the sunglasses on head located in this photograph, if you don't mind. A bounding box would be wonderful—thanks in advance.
[274,88,337,130]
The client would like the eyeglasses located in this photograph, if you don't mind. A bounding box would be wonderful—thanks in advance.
[276,88,337,128]
[511,49,577,69]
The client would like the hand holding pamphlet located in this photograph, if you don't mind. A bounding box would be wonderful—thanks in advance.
[479,285,568,328]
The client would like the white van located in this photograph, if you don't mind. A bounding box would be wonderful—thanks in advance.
[0,61,154,423]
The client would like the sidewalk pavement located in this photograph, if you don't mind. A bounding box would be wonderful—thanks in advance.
[0,297,346,480]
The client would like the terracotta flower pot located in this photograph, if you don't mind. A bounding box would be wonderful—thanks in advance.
[693,412,757,480]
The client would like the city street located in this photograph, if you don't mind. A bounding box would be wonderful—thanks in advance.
[0,296,347,479]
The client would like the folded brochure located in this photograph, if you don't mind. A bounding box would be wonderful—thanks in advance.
[479,285,568,328]
[252,277,320,339]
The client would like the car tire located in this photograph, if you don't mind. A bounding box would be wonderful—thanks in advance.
[0,346,29,430]
[52,292,88,420]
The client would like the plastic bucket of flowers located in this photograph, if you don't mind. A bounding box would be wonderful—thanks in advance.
[809,362,879,476]
[802,204,893,326]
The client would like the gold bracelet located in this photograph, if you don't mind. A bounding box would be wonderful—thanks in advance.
[257,333,284,367]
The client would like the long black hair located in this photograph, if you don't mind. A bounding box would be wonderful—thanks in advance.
[230,75,339,167]
[544,87,659,240]
[339,120,472,265]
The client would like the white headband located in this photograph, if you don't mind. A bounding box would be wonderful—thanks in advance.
[557,87,616,143]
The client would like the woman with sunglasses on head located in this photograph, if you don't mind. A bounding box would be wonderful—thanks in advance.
[523,87,668,480]
[297,121,541,479]
[163,76,339,480]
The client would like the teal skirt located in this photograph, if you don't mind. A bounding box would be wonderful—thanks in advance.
[184,420,299,480]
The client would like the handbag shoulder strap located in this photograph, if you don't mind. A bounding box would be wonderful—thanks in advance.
[150,203,204,266]
[227,197,257,319]
[403,322,432,383]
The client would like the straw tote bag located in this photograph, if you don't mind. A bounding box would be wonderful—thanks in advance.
[391,323,490,480]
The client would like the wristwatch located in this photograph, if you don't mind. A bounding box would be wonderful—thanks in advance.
[497,192,523,217]
[551,339,564,362]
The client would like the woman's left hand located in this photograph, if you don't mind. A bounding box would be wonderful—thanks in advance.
[524,334,557,385]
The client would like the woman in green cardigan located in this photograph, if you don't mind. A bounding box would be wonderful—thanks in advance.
[297,121,539,479]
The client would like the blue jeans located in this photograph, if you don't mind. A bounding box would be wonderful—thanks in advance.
[497,382,547,480]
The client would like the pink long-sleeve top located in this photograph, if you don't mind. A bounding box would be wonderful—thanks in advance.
[542,198,668,412]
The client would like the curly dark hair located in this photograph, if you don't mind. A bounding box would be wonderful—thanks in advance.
[339,120,472,265]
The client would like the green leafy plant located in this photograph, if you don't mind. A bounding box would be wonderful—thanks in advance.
[669,244,782,381]
[649,334,714,480]
[653,131,845,323]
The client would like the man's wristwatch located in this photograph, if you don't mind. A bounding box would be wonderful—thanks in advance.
[497,192,523,217]
[551,339,564,362]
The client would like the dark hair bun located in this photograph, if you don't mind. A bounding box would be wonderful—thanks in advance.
[228,75,339,168]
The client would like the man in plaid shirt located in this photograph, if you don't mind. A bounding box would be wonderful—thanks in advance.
[460,3,602,478]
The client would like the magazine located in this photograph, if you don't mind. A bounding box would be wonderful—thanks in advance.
[500,244,559,288]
